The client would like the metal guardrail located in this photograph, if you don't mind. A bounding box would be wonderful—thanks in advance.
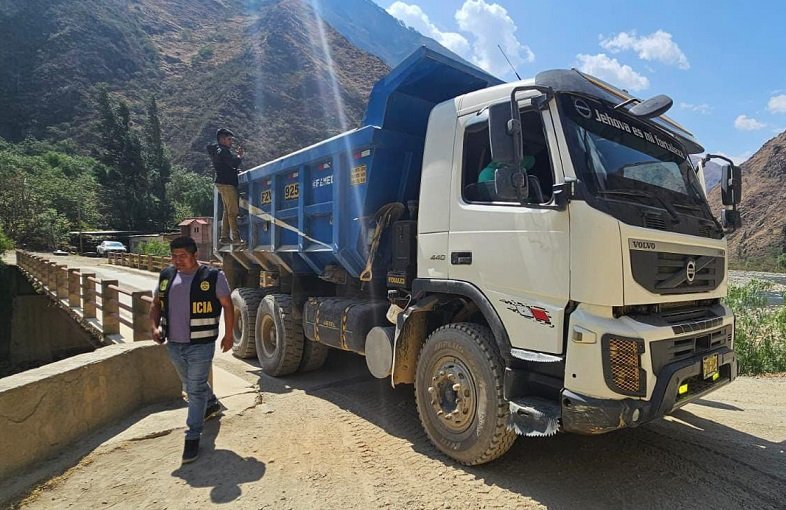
[15,251,152,342]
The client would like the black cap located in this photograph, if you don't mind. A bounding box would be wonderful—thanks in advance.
[216,128,235,140]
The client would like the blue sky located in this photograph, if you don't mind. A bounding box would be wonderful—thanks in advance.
[372,0,786,164]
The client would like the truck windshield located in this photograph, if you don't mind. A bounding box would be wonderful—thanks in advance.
[558,93,707,207]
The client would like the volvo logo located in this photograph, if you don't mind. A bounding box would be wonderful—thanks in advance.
[686,259,697,283]
[573,98,593,119]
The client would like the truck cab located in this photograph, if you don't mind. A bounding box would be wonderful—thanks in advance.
[217,48,742,465]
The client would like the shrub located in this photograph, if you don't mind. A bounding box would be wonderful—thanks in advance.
[725,280,786,375]
[138,240,170,257]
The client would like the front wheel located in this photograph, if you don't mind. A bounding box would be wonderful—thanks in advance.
[415,323,516,465]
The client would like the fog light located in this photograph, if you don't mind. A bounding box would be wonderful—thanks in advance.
[678,383,689,395]
[712,372,720,381]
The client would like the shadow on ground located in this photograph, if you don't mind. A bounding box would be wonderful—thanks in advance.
[171,420,265,504]
[225,350,786,509]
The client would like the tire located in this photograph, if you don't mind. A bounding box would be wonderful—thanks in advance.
[415,323,516,465]
[230,287,265,358]
[299,339,330,372]
[255,294,304,376]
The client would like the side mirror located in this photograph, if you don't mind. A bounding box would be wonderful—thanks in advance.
[489,102,523,166]
[721,164,742,206]
[495,166,528,202]
[627,94,674,119]
[721,209,741,232]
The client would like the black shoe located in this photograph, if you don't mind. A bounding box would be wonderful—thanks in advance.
[182,438,200,464]
[205,401,222,421]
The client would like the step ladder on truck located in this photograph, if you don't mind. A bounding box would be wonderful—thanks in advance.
[213,47,743,465]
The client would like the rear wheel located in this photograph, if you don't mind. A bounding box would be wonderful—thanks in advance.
[255,294,304,376]
[415,323,516,465]
[230,288,265,358]
[299,340,330,372]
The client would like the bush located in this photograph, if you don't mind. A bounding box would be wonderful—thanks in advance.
[725,280,786,375]
[138,240,170,257]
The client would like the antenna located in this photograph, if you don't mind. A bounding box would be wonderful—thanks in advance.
[498,44,521,80]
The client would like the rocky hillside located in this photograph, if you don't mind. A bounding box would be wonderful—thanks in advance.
[709,130,786,260]
[0,0,391,172]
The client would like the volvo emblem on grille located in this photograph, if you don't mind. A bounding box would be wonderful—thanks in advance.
[686,259,697,283]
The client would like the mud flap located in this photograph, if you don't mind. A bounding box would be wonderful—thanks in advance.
[508,397,561,437]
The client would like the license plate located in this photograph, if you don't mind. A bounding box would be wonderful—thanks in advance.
[702,353,719,379]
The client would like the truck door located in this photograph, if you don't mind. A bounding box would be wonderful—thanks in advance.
[448,103,570,354]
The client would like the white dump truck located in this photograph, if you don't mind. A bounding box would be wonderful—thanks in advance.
[216,48,743,465]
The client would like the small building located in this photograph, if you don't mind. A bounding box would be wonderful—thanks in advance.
[178,217,213,258]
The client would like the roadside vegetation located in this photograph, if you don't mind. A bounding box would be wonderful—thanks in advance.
[725,280,786,375]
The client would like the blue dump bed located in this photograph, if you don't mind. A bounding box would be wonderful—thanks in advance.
[235,47,501,277]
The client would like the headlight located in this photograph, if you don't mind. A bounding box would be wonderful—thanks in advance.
[602,335,646,396]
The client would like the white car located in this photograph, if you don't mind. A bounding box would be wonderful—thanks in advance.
[96,241,127,257]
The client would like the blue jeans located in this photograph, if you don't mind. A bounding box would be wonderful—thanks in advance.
[166,342,219,440]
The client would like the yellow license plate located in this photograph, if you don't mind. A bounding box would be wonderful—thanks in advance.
[702,353,719,379]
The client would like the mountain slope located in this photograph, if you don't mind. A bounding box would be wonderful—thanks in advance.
[315,0,472,67]
[0,0,389,172]
[709,130,786,260]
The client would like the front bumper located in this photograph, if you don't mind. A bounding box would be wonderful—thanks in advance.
[561,346,737,435]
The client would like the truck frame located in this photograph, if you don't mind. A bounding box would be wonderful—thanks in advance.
[214,47,742,465]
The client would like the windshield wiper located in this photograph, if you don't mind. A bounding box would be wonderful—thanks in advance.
[595,189,681,223]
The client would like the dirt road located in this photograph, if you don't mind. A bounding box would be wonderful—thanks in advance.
[7,257,786,509]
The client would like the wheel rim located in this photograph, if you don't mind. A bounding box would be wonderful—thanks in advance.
[260,315,276,357]
[426,356,476,433]
[233,306,243,341]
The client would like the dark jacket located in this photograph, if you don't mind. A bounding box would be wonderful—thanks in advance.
[207,143,242,186]
[158,265,222,344]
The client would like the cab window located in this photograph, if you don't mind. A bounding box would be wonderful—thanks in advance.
[461,109,554,204]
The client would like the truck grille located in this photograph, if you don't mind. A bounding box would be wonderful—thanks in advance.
[630,250,724,295]
[650,325,731,375]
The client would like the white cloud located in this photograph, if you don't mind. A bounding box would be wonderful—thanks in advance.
[601,30,690,70]
[734,114,766,131]
[679,102,713,114]
[767,94,786,113]
[454,0,534,75]
[575,53,650,91]
[387,2,470,56]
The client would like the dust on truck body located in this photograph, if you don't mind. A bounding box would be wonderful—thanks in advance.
[216,47,743,465]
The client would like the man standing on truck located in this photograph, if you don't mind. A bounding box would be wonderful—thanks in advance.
[150,236,235,464]
[208,128,245,246]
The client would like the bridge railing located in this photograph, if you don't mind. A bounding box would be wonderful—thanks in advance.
[15,251,153,342]
[108,252,221,272]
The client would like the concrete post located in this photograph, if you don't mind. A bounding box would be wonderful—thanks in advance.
[82,273,97,319]
[56,265,68,300]
[68,268,81,308]
[45,262,55,292]
[132,291,152,341]
[101,280,120,336]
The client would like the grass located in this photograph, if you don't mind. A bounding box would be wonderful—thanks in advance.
[725,280,786,375]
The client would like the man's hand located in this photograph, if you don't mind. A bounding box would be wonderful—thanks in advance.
[152,326,164,344]
[220,334,233,353]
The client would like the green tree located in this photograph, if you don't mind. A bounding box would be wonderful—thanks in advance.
[95,86,151,230]
[0,226,13,257]
[167,166,213,221]
[0,138,104,250]
[144,95,174,229]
